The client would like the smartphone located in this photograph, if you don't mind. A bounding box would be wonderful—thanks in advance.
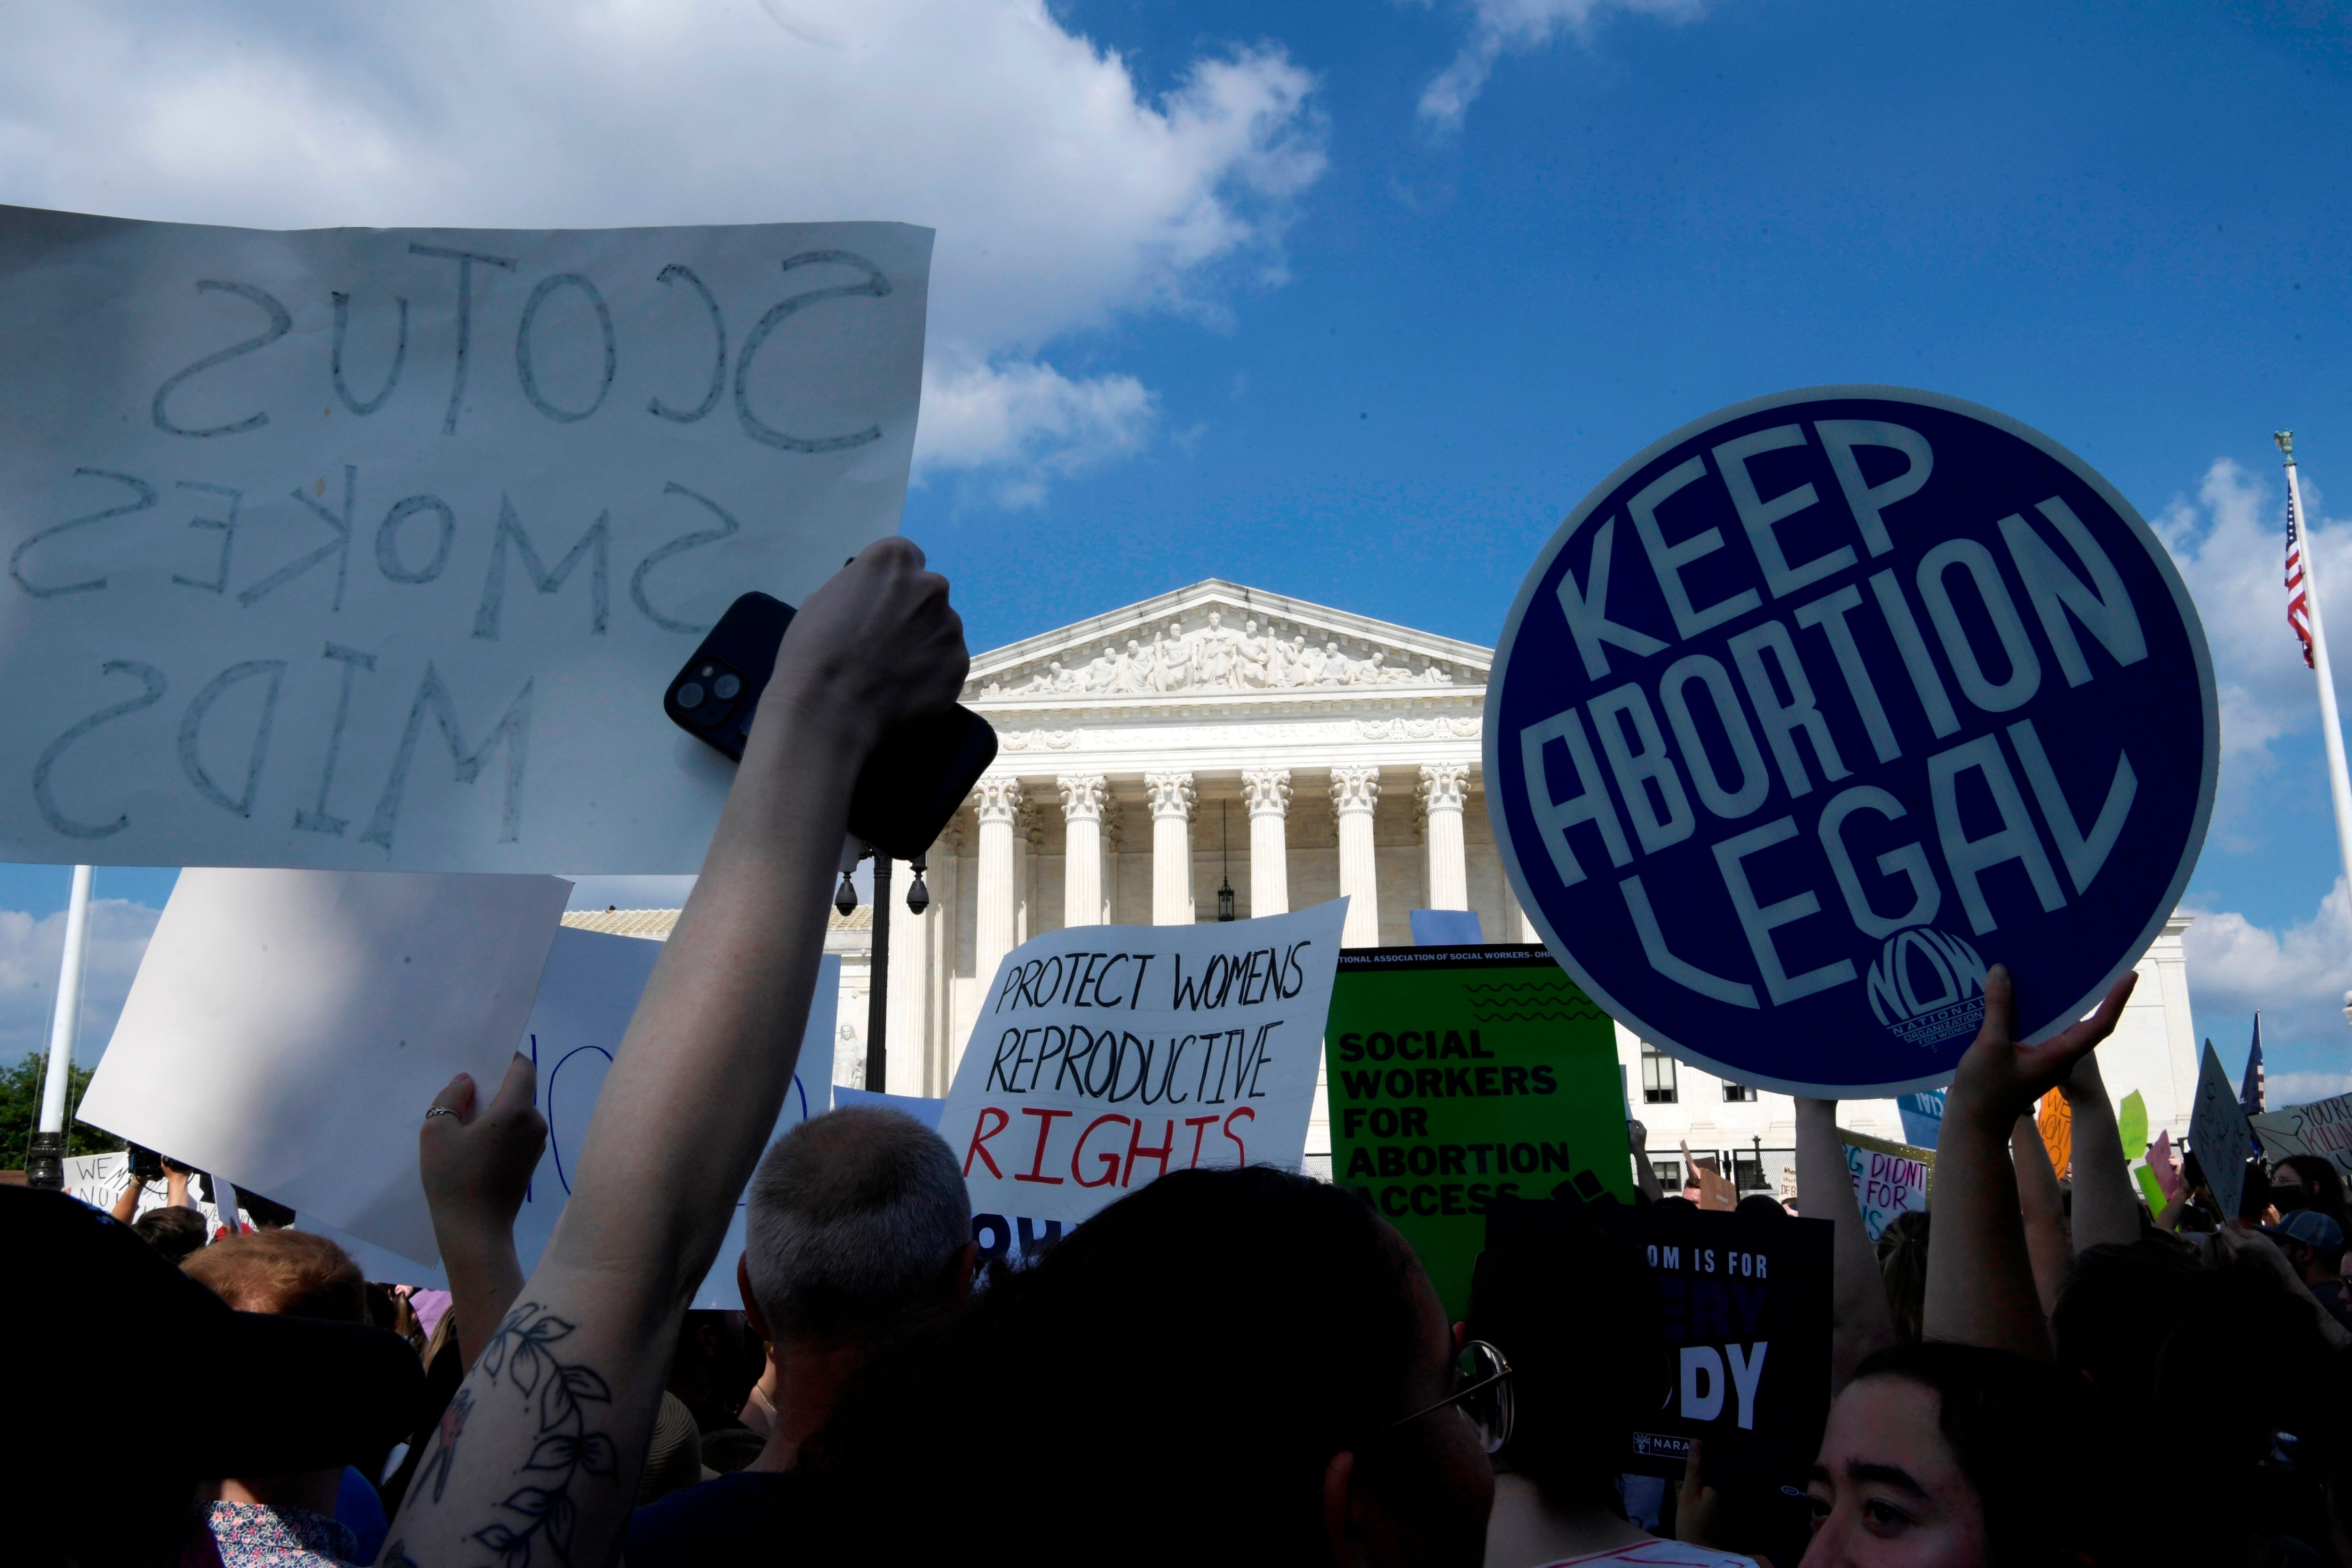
[665,591,998,861]
[127,1143,163,1181]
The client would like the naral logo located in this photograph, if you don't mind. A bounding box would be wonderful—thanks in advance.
[1866,929,1989,1049]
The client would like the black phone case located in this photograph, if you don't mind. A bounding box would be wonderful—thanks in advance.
[664,591,999,861]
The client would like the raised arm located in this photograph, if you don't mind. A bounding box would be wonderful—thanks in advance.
[1629,1118,1665,1203]
[2009,1112,2069,1323]
[2059,1050,2141,1252]
[1922,965,2134,1359]
[1796,1098,1894,1392]
[420,1052,546,1369]
[382,540,966,1568]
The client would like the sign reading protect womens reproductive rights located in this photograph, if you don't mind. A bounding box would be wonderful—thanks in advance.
[1487,389,2216,1098]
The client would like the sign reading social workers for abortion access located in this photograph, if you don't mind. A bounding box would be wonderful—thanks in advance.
[0,207,930,873]
[942,899,1346,1264]
[1487,388,2217,1097]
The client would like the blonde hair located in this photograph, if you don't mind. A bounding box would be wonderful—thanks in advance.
[183,1229,366,1321]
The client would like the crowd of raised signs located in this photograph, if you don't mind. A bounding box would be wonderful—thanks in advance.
[14,541,2352,1568]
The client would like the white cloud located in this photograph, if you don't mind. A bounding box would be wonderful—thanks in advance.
[2153,458,2352,847]
[0,1,1324,502]
[1419,0,1711,130]
[2182,880,2351,1048]
[0,900,163,1069]
[2266,1068,2352,1106]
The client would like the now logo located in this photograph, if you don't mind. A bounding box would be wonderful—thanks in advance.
[1865,927,1988,1049]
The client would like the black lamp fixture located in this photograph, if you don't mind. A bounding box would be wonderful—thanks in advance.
[906,850,930,915]
[1216,799,1236,922]
[835,836,861,917]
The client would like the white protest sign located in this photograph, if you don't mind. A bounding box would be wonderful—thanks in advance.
[2250,1093,2352,1182]
[1838,1129,1932,1242]
[2191,1040,2255,1221]
[509,927,836,1309]
[0,207,931,873]
[77,867,569,1261]
[63,1150,250,1235]
[942,899,1348,1262]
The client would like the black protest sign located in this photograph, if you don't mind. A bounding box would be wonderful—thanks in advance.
[1485,1197,1831,1485]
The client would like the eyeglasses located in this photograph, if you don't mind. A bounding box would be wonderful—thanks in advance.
[1375,1340,1515,1455]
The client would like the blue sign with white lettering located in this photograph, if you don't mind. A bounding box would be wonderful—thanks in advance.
[1487,388,2216,1097]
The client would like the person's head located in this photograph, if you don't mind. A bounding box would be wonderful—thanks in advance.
[741,1106,974,1349]
[1738,1192,1790,1222]
[1804,1342,2112,1567]
[182,1228,366,1322]
[2265,1208,2346,1284]
[1464,1224,1663,1513]
[2275,1155,2349,1226]
[800,1167,1491,1568]
[1875,1210,1931,1345]
[132,1203,208,1266]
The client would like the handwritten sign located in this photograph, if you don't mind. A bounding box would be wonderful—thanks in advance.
[509,928,835,1309]
[0,207,931,873]
[2191,1040,2255,1221]
[942,899,1347,1263]
[2250,1092,2352,1182]
[1487,388,2217,1096]
[63,1149,249,1234]
[1838,1128,1933,1241]
[77,867,570,1261]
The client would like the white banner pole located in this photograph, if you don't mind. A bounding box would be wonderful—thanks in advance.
[27,863,93,1186]
[2280,434,2352,1024]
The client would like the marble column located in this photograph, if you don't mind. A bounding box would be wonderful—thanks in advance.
[1242,767,1293,916]
[885,850,930,1097]
[1418,763,1470,911]
[1145,772,1197,926]
[972,777,1023,985]
[1057,774,1109,929]
[1330,765,1382,947]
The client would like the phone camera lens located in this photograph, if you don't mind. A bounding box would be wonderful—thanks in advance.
[676,682,705,710]
[699,664,715,678]
[714,673,742,700]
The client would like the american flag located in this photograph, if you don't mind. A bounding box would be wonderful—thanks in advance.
[2289,477,2316,669]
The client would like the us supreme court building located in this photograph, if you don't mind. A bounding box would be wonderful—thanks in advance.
[571,578,2201,1194]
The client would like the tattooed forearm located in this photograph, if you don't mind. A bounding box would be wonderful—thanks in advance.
[445,1300,620,1568]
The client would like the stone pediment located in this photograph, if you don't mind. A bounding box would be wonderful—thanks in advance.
[965,580,1492,702]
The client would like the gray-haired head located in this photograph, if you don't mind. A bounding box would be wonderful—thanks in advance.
[743,1106,971,1343]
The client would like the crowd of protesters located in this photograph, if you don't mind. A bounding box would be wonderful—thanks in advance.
[12,540,2352,1567]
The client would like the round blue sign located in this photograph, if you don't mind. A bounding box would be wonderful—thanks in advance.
[1487,388,2216,1097]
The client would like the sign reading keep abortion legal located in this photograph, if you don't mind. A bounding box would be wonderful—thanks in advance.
[0,206,930,873]
[1487,389,2216,1097]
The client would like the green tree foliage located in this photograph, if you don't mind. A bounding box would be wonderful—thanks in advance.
[0,1052,124,1169]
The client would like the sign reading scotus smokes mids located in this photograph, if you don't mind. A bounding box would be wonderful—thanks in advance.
[1486,388,2217,1096]
[940,900,1347,1262]
[0,207,930,872]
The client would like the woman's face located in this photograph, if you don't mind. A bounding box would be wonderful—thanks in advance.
[1801,1376,1987,1568]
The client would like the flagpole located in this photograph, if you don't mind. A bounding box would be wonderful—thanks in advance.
[2279,433,2352,1025]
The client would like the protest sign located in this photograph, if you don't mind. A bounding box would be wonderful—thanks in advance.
[78,867,570,1261]
[2250,1092,2352,1182]
[63,1149,250,1234]
[1325,945,1632,1314]
[1838,1128,1932,1241]
[2191,1040,2255,1220]
[942,899,1346,1265]
[1487,388,2217,1097]
[1486,1196,1832,1486]
[1896,1089,1945,1149]
[2037,1090,2073,1178]
[509,928,836,1309]
[0,207,930,874]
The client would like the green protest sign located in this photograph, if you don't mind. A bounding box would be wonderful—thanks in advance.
[1326,945,1633,1314]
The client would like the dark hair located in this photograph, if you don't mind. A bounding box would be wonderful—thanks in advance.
[132,1204,208,1266]
[2050,1239,2204,1426]
[1847,1342,2114,1563]
[1465,1225,1664,1510]
[2276,1156,2349,1230]
[799,1168,1430,1567]
[1735,1193,1788,1222]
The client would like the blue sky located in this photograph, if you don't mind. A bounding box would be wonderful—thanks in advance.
[0,0,2348,1092]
